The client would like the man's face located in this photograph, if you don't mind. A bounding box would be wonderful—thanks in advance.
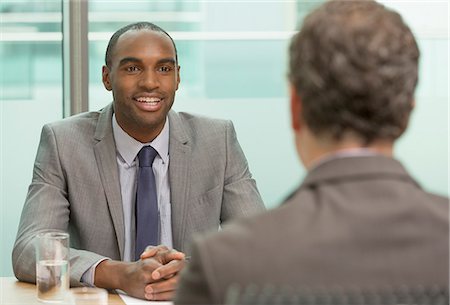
[102,29,180,143]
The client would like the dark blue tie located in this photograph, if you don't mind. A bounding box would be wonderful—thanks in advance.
[135,145,159,260]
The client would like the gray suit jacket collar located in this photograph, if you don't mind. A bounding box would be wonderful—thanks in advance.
[93,103,125,258]
[167,110,191,251]
[302,155,421,189]
[92,103,193,255]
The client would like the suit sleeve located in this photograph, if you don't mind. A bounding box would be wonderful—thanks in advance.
[12,124,106,287]
[174,240,216,304]
[220,121,265,223]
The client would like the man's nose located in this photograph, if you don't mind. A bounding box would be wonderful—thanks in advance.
[138,69,159,89]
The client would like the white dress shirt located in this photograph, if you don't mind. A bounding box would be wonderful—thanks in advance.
[81,114,173,285]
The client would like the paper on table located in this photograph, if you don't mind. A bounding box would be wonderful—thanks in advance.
[119,293,173,305]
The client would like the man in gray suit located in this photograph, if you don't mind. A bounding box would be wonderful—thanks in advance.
[12,22,264,300]
[175,1,449,304]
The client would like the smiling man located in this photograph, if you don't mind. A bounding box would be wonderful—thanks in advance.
[12,22,265,301]
[104,28,179,143]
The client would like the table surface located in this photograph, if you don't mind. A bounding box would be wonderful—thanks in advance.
[0,277,125,304]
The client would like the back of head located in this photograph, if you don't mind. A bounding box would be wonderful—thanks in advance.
[289,0,419,144]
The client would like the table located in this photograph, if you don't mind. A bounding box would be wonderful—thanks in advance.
[0,277,125,304]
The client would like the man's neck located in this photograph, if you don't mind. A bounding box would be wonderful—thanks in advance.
[298,130,394,170]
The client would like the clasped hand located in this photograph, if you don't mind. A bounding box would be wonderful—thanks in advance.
[139,245,186,300]
[95,245,186,300]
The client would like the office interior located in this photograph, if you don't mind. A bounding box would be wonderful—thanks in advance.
[0,0,448,277]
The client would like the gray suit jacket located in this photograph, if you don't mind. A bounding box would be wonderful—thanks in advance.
[12,103,264,286]
[175,155,449,304]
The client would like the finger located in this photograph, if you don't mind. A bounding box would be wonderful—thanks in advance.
[152,259,184,280]
[144,244,169,253]
[145,275,178,294]
[140,245,183,261]
[145,248,185,265]
[145,290,174,301]
[160,250,185,264]
[140,258,163,276]
[140,245,169,259]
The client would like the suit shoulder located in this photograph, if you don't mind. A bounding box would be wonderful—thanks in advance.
[170,111,235,145]
[175,111,231,129]
[196,204,294,253]
[44,110,101,133]
[424,192,449,215]
[426,192,449,204]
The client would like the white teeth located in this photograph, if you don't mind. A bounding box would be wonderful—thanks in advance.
[136,97,161,103]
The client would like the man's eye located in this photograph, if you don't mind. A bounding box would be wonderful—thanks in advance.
[126,66,139,72]
[158,66,172,73]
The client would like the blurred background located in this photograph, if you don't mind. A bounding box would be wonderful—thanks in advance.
[0,0,448,277]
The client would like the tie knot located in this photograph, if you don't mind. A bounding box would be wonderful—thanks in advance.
[137,146,158,167]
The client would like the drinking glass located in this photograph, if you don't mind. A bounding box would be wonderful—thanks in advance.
[35,231,70,303]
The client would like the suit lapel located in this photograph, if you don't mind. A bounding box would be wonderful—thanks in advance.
[167,111,191,252]
[93,103,125,259]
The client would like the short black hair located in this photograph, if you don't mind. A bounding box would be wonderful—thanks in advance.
[105,22,178,68]
[289,0,419,144]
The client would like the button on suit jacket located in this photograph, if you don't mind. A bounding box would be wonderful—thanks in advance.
[12,103,265,286]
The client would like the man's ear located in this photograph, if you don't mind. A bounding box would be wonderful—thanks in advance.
[102,65,112,91]
[175,65,181,90]
[290,84,302,132]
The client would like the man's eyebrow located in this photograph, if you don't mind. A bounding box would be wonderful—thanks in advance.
[118,57,142,66]
[117,57,176,66]
[157,58,176,65]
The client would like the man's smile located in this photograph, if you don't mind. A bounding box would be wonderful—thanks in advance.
[133,95,163,111]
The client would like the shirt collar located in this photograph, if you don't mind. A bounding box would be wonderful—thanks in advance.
[112,114,170,166]
[308,148,381,172]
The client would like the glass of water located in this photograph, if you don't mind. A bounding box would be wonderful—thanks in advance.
[35,231,70,303]
[70,287,108,305]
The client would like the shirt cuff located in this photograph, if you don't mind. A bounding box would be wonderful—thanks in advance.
[80,258,110,286]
